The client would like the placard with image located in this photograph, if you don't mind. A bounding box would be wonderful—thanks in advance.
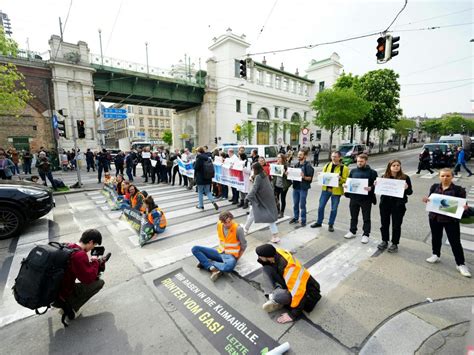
[374,177,406,198]
[269,164,284,177]
[426,193,466,220]
[287,167,302,181]
[344,178,369,195]
[317,172,339,187]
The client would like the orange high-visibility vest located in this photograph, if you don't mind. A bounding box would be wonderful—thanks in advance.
[217,221,241,258]
[277,248,311,308]
[131,192,145,213]
[147,207,167,229]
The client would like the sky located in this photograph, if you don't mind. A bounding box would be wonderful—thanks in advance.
[3,0,473,117]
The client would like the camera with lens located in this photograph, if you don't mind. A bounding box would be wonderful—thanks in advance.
[91,246,111,272]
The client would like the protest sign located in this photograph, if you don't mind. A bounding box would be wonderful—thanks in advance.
[150,159,157,167]
[142,152,151,159]
[344,178,368,195]
[213,163,250,193]
[121,206,144,232]
[232,160,245,171]
[269,164,284,177]
[374,178,406,198]
[426,193,466,219]
[287,167,302,181]
[102,183,120,207]
[317,172,339,187]
[154,269,280,354]
[178,158,194,178]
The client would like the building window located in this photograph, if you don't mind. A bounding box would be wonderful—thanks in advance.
[275,76,281,89]
[247,102,252,115]
[138,107,143,114]
[148,108,152,115]
[265,72,272,87]
[257,70,263,85]
[316,130,322,141]
[160,109,164,116]
[283,77,289,91]
[154,108,158,116]
[274,107,279,118]
[154,118,158,127]
[234,59,241,78]
[165,120,170,128]
[148,118,153,127]
[319,81,325,92]
[236,100,241,113]
[139,118,144,127]
[283,108,288,119]
[303,84,308,96]
[303,111,307,120]
[160,120,164,128]
[127,105,133,113]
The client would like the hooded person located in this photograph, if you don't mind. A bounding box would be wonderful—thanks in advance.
[256,244,321,324]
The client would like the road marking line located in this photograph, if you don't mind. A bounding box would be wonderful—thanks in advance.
[446,238,474,252]
[461,226,474,235]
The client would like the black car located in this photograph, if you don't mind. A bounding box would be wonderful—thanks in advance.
[421,143,455,168]
[0,180,54,239]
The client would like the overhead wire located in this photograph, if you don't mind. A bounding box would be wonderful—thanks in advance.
[53,0,74,60]
[105,0,124,52]
[252,0,279,49]
[393,7,472,28]
[383,0,408,33]
[402,82,472,97]
[401,78,473,86]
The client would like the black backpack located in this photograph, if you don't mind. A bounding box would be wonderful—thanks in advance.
[203,157,215,180]
[13,242,79,315]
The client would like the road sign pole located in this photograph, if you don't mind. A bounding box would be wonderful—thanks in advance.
[99,99,105,149]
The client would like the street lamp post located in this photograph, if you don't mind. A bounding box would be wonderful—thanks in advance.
[145,42,149,74]
[98,29,104,67]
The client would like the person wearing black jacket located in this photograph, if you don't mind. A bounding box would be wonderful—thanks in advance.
[97,149,109,183]
[344,154,378,243]
[194,146,219,211]
[422,168,471,277]
[125,152,134,182]
[416,148,434,174]
[85,149,95,172]
[377,159,413,253]
[170,150,181,186]
[114,151,125,176]
[289,149,314,227]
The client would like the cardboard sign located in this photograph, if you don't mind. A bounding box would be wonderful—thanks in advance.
[154,269,280,354]
[374,178,406,198]
[287,167,302,181]
[344,178,369,195]
[150,159,158,167]
[426,193,466,219]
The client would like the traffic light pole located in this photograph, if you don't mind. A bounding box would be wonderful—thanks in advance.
[67,114,82,187]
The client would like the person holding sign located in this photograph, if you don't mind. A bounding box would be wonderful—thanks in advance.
[344,154,378,243]
[272,153,291,219]
[311,151,349,232]
[288,150,314,227]
[422,168,471,277]
[376,160,413,252]
[192,211,247,282]
[256,244,321,324]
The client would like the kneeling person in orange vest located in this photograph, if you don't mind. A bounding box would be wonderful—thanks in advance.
[256,244,321,324]
[192,211,247,282]
[140,196,167,246]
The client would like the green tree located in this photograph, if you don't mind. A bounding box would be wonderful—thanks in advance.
[162,129,173,146]
[312,88,371,159]
[357,69,402,151]
[441,113,469,134]
[240,121,255,144]
[333,72,360,142]
[421,119,442,139]
[0,27,33,115]
[393,118,416,150]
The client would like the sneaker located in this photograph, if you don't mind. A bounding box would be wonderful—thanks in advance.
[377,241,388,250]
[426,254,440,263]
[278,212,284,219]
[213,202,219,210]
[210,269,222,282]
[262,299,284,313]
[195,205,204,210]
[289,218,298,224]
[456,265,472,277]
[328,225,334,232]
[468,174,473,177]
[270,235,281,243]
[310,222,322,228]
[301,222,306,227]
[387,244,398,253]
[361,235,369,244]
[344,231,356,239]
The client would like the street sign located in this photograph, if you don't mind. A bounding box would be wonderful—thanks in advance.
[137,132,146,137]
[102,108,127,114]
[302,128,309,135]
[103,113,127,119]
[300,127,310,147]
[97,129,107,134]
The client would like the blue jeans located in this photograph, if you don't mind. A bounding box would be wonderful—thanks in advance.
[317,190,341,226]
[191,246,237,272]
[454,162,472,175]
[292,189,308,223]
[197,184,215,208]
[126,167,134,181]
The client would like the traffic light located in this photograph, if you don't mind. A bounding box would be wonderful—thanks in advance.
[57,120,66,138]
[376,36,386,63]
[77,120,85,138]
[214,137,218,144]
[385,34,400,61]
[239,59,247,79]
[310,133,314,141]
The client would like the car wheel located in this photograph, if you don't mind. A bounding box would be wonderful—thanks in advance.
[0,207,25,240]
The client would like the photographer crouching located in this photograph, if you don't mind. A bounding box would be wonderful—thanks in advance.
[54,229,110,325]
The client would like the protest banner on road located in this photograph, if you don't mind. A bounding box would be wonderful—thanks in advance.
[178,158,195,178]
[102,183,120,207]
[154,269,280,354]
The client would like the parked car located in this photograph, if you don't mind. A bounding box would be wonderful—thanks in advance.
[420,143,455,168]
[0,180,54,239]
[438,134,471,160]
[219,145,279,163]
[338,143,369,164]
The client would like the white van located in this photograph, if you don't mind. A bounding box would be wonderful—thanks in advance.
[219,145,279,163]
[438,134,471,159]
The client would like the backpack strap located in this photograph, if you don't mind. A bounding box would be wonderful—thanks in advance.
[323,163,330,173]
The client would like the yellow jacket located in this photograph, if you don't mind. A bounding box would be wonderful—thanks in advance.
[321,162,349,196]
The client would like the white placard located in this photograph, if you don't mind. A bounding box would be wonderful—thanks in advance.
[161,159,167,166]
[317,172,339,187]
[426,193,466,220]
[223,158,233,169]
[141,152,151,159]
[270,164,284,177]
[150,159,157,167]
[232,160,245,171]
[344,178,369,195]
[287,167,302,181]
[374,177,406,198]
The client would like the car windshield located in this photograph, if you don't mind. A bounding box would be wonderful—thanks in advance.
[438,139,462,147]
[339,145,353,154]
[424,144,448,153]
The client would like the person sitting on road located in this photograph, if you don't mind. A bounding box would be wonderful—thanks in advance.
[112,181,131,211]
[129,184,146,213]
[256,244,321,324]
[191,211,247,282]
[140,196,167,246]
[114,174,125,195]
[54,229,108,324]
[104,172,115,185]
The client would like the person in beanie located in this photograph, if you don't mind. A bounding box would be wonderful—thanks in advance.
[256,244,321,324]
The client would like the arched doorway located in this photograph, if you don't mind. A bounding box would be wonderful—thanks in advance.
[290,113,301,146]
[257,108,270,145]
